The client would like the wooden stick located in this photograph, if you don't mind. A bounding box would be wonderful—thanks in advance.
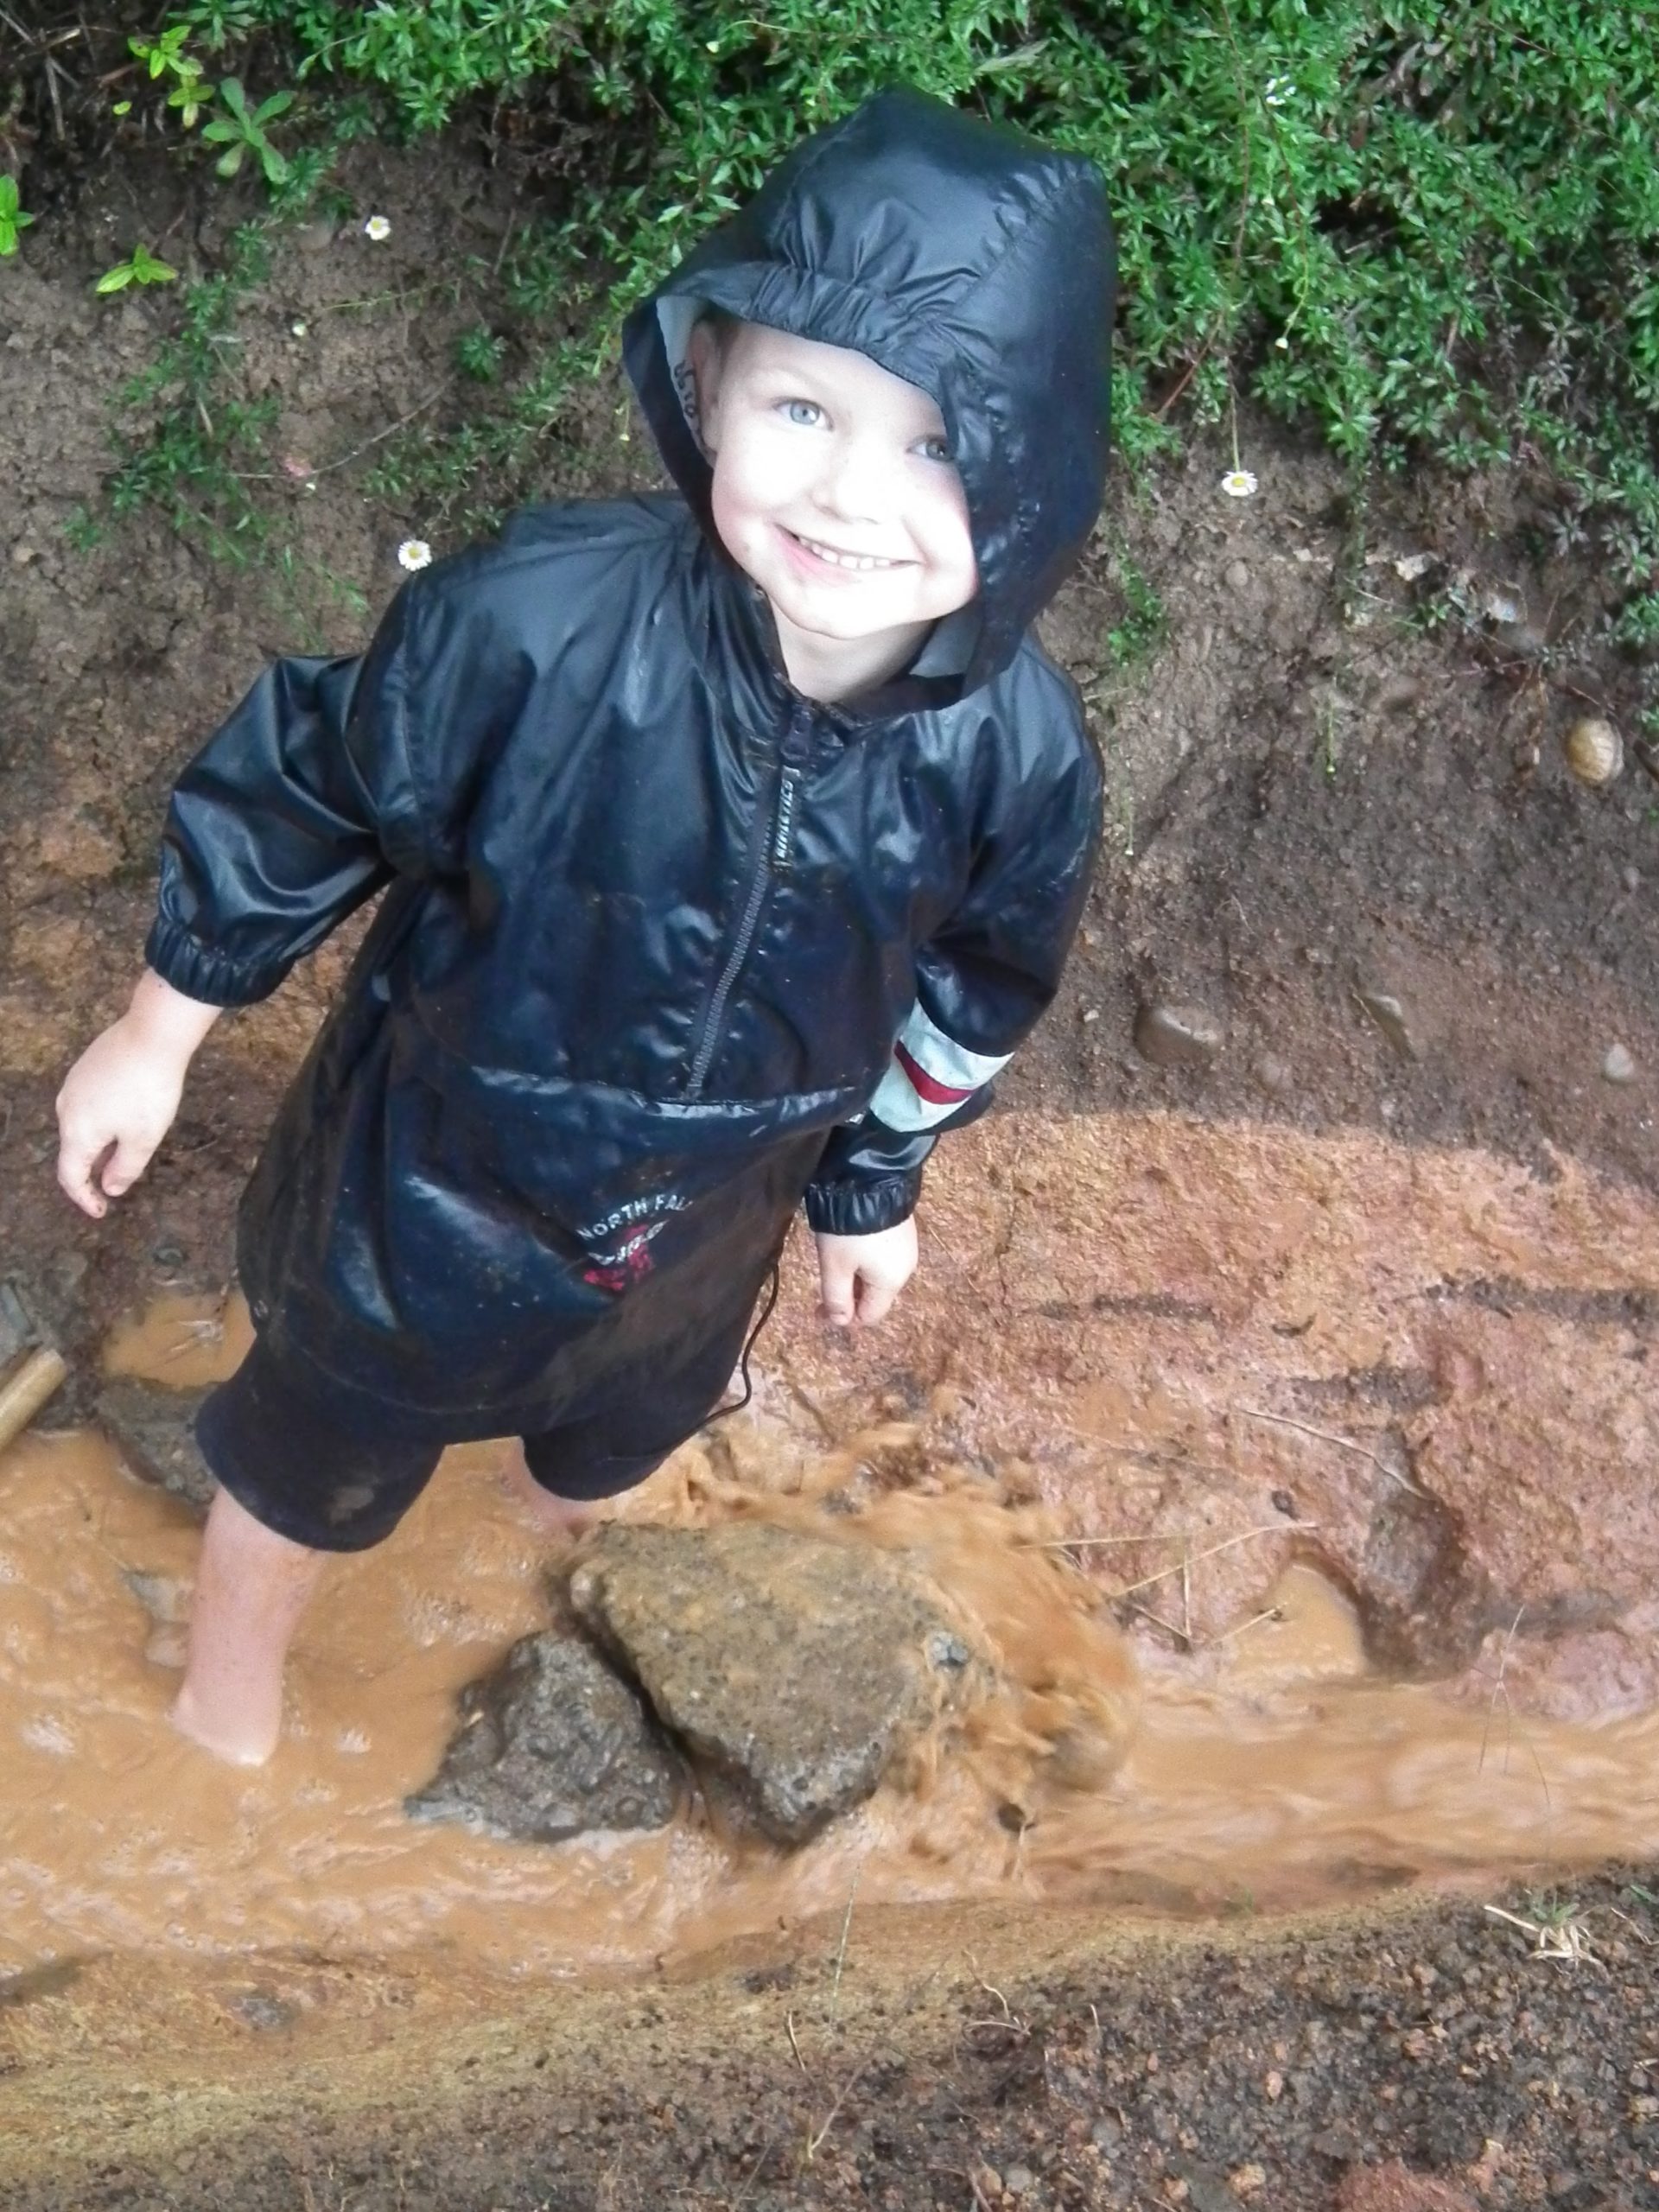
[0,1347,68,1456]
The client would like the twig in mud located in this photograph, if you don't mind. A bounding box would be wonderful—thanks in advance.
[785,2009,810,2075]
[828,1866,861,2029]
[1477,1606,1525,1777]
[1208,1604,1286,1648]
[1181,1541,1192,1646]
[1235,1404,1426,1494]
[1023,1519,1318,1563]
[804,2056,873,2159]
[235,384,455,482]
[1606,1904,1656,1948]
[1108,1522,1319,1600]
[731,2143,779,2209]
[1475,1605,1554,1814]
[1122,1598,1191,1647]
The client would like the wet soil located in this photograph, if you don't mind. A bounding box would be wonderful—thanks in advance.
[1,115,1656,2211]
[4,1874,1657,2209]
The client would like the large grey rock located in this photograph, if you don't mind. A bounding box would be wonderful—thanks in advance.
[406,1634,682,1843]
[98,1380,216,1510]
[568,1522,983,1846]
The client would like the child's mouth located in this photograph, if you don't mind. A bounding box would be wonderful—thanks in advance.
[781,527,906,576]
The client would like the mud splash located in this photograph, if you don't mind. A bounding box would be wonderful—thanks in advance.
[3,1109,1656,1982]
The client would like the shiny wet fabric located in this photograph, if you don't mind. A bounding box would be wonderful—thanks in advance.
[143,89,1116,1427]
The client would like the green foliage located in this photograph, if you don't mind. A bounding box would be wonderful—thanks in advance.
[156,0,1659,609]
[96,244,180,294]
[0,175,34,256]
[454,325,506,383]
[130,26,213,127]
[200,76,296,182]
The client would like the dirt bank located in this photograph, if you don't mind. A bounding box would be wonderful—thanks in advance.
[4,1874,1658,2209]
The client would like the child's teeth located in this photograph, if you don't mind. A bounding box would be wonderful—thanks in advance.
[800,535,892,570]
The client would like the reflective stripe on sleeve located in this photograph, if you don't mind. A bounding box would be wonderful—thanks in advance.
[867,1002,1011,1132]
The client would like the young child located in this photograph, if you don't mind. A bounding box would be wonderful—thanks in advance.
[54,87,1115,1767]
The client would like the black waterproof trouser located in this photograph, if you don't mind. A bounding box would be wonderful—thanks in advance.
[194,1304,759,1553]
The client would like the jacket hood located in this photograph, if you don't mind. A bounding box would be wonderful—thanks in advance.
[622,86,1115,699]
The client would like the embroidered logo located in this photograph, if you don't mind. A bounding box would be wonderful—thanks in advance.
[577,1192,691,1293]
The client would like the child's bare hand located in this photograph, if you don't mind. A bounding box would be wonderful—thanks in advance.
[814,1218,918,1328]
[56,973,223,1219]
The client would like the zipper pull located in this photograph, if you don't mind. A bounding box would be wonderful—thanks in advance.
[772,769,799,868]
[773,707,813,871]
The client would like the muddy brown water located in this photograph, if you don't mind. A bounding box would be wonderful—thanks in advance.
[4,1109,1656,1988]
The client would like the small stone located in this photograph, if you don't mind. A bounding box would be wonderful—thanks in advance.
[1080,1007,1100,1025]
[294,219,339,253]
[1562,715,1622,788]
[1379,674,1422,713]
[1355,988,1417,1062]
[1262,2069,1284,2101]
[1604,1043,1637,1084]
[11,543,39,567]
[407,1634,683,1844]
[1230,2167,1267,2200]
[971,2164,1004,2200]
[1624,866,1642,893]
[1224,558,1250,592]
[1252,1054,1291,1098]
[99,1380,217,1511]
[1134,1002,1224,1069]
[1090,2117,1123,2151]
[1002,2165,1036,2196]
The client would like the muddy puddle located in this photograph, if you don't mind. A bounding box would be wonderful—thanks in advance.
[3,1108,1656,1986]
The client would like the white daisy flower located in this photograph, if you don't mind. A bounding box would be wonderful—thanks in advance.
[363,214,391,242]
[1220,468,1259,499]
[397,538,432,571]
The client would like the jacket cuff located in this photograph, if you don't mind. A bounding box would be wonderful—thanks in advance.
[803,1169,921,1236]
[144,916,289,1008]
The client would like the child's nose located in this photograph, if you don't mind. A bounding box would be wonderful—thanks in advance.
[815,437,891,524]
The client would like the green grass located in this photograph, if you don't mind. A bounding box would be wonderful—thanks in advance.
[58,0,1659,690]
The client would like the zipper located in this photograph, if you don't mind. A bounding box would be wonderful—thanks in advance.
[687,708,813,1098]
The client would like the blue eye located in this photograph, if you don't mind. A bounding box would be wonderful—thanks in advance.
[782,399,823,427]
[918,435,952,463]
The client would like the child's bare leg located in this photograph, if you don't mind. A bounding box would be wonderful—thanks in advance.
[503,1440,600,1540]
[170,1486,327,1766]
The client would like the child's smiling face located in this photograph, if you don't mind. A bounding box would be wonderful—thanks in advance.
[690,319,978,698]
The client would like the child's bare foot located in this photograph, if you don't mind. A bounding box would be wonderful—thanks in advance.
[169,1678,282,1767]
[503,1443,602,1541]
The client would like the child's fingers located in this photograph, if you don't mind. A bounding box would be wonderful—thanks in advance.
[818,1243,857,1327]
[854,1272,899,1325]
[100,1134,156,1198]
[56,1128,114,1218]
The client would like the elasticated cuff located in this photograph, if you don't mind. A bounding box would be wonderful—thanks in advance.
[802,1168,921,1236]
[144,916,290,1008]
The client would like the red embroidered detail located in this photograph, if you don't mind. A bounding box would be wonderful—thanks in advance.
[893,1039,975,1108]
[581,1230,658,1294]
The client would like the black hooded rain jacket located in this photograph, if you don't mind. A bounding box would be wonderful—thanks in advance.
[144,88,1116,1427]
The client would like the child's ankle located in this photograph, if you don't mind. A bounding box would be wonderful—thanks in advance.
[169,1681,282,1767]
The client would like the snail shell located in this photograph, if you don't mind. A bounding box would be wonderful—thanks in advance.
[1563,716,1623,787]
